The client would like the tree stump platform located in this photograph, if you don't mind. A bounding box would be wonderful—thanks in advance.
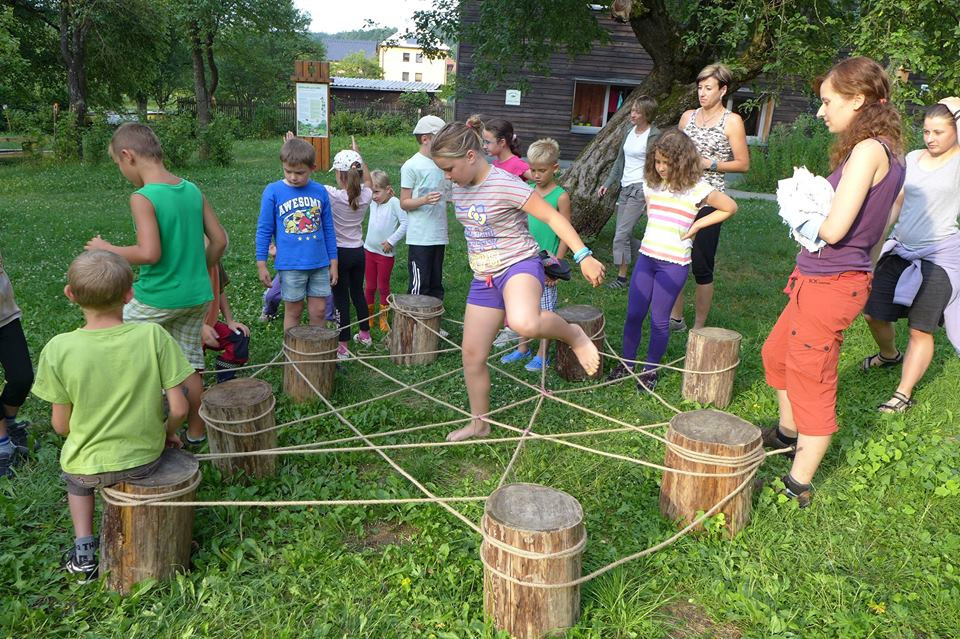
[202,378,277,480]
[482,483,585,638]
[553,305,605,381]
[283,325,337,402]
[101,447,200,594]
[681,327,741,408]
[389,294,444,366]
[659,409,761,536]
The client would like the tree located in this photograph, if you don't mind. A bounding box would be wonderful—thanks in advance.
[330,50,382,79]
[414,0,851,235]
[219,27,324,107]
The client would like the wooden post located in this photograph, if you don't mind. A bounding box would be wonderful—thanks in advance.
[283,325,338,402]
[101,448,199,594]
[659,409,761,536]
[482,483,584,638]
[290,60,330,171]
[202,378,277,480]
[389,294,444,366]
[682,327,741,409]
[553,305,605,381]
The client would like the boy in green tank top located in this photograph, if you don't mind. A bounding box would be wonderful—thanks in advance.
[86,123,227,445]
[500,138,571,372]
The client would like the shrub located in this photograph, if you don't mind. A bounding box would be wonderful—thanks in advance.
[6,108,50,161]
[53,111,82,161]
[736,114,832,193]
[199,115,238,166]
[329,109,415,137]
[250,105,284,138]
[81,119,115,165]
[152,114,197,167]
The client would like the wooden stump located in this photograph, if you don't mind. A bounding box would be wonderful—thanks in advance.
[283,325,337,402]
[202,378,277,480]
[101,447,199,594]
[659,409,761,536]
[482,483,585,638]
[681,327,742,408]
[553,305,605,381]
[389,294,444,366]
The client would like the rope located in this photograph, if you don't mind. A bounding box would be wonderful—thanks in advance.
[101,472,202,506]
[386,293,446,320]
[199,396,277,437]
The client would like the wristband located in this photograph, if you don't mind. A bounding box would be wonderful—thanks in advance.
[573,247,593,263]
[709,159,718,171]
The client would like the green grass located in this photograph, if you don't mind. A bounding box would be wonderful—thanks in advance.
[1,137,959,638]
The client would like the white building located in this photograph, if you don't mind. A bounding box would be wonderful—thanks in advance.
[378,32,451,85]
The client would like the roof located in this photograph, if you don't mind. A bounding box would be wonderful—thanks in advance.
[331,77,441,93]
[379,31,450,51]
[320,38,378,61]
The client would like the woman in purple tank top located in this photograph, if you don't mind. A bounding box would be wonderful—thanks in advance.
[759,57,905,506]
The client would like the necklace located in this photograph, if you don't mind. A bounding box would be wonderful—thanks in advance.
[697,107,725,128]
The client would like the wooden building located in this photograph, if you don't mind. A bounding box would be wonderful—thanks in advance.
[454,7,814,161]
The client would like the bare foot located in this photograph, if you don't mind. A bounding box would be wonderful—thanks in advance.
[446,419,491,442]
[569,324,600,376]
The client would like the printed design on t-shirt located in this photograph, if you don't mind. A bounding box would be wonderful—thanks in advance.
[279,195,327,240]
[457,203,500,273]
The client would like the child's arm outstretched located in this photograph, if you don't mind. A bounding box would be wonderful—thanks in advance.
[681,191,738,240]
[522,192,604,286]
[86,195,161,264]
[352,136,373,190]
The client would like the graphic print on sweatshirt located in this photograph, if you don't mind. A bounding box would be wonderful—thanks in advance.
[279,195,326,239]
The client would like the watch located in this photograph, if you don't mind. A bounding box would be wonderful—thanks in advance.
[709,159,718,171]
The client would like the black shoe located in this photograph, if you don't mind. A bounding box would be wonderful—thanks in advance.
[63,548,99,583]
[606,362,633,382]
[636,371,658,393]
[778,474,812,508]
[0,444,26,478]
[7,418,35,452]
[760,426,797,459]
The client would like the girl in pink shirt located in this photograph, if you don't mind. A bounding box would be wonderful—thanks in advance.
[470,115,533,182]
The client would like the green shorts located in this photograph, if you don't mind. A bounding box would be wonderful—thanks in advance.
[123,299,207,369]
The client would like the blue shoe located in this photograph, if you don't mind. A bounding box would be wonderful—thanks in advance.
[500,349,531,364]
[525,355,549,372]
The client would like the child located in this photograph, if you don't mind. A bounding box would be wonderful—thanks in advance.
[0,250,34,478]
[31,250,194,581]
[364,169,408,334]
[471,115,533,181]
[430,121,605,442]
[255,137,339,335]
[326,138,374,359]
[400,115,449,301]
[87,122,227,446]
[500,138,571,372]
[607,128,737,391]
[203,262,250,383]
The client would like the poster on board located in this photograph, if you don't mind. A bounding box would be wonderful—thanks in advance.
[296,82,329,138]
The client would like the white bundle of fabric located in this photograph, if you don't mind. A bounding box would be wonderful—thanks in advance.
[776,166,833,252]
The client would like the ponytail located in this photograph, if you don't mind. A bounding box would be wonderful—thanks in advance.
[478,116,522,157]
[341,164,362,210]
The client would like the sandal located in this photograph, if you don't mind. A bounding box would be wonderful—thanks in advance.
[861,350,902,371]
[878,391,915,414]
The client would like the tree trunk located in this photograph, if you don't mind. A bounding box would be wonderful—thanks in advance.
[190,25,210,160]
[135,91,148,121]
[205,33,219,104]
[58,0,89,159]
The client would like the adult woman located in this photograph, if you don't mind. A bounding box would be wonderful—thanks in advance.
[861,100,960,412]
[597,95,661,289]
[760,57,905,506]
[671,63,749,329]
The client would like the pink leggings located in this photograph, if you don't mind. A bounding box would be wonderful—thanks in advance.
[364,249,395,305]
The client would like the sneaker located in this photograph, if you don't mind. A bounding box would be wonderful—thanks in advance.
[636,371,658,393]
[178,427,207,448]
[353,332,373,347]
[525,355,549,372]
[500,349,532,364]
[0,445,25,478]
[778,474,812,508]
[669,317,687,332]
[606,277,628,290]
[439,328,450,339]
[493,328,519,348]
[337,345,350,360]
[63,548,99,583]
[258,312,276,323]
[7,418,34,451]
[606,362,633,382]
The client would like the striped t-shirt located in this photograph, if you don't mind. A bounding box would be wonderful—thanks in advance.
[453,166,538,278]
[640,180,714,265]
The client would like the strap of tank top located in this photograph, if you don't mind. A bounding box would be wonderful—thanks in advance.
[716,109,729,130]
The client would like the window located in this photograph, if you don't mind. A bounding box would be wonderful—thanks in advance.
[403,52,410,62]
[416,53,424,63]
[415,73,423,82]
[726,90,774,144]
[402,72,409,81]
[571,81,639,133]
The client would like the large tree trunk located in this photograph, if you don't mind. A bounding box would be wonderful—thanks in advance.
[58,0,89,158]
[190,25,210,160]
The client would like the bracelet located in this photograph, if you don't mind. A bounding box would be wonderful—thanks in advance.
[710,159,718,171]
[573,247,592,263]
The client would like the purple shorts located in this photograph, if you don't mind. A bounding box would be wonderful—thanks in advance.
[466,257,545,310]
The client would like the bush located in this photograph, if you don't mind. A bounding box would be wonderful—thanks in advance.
[329,109,414,137]
[53,111,82,161]
[736,114,832,192]
[250,105,284,138]
[81,119,115,165]
[152,114,197,167]
[199,115,238,166]
[6,108,50,161]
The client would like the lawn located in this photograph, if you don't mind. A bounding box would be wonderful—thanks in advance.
[1,136,959,638]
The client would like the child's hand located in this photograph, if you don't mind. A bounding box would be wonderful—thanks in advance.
[423,191,442,205]
[227,320,250,336]
[545,276,557,287]
[351,135,360,154]
[579,256,605,287]
[681,222,703,241]
[258,263,273,288]
[380,240,393,254]
[85,234,112,251]
[329,263,339,286]
[202,324,219,348]
[165,432,183,449]
[268,243,277,258]
[284,131,295,142]
[597,185,608,198]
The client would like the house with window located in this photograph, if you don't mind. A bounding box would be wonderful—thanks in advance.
[454,7,813,160]
[378,32,451,85]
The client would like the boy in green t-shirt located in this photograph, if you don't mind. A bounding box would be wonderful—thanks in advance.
[32,251,195,582]
[86,123,227,446]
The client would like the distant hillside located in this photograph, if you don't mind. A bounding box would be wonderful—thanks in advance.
[312,27,396,42]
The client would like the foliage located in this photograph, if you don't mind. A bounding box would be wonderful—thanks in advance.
[152,114,198,167]
[735,115,832,192]
[317,25,396,42]
[51,110,80,161]
[5,107,50,159]
[219,27,325,107]
[198,115,238,166]
[329,110,414,137]
[330,50,383,79]
[80,119,114,165]
[397,91,432,116]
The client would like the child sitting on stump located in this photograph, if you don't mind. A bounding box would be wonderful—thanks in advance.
[32,251,194,582]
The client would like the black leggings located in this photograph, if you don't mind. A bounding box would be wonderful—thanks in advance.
[333,247,370,342]
[0,319,33,409]
[691,206,723,285]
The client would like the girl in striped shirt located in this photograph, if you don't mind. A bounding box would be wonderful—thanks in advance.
[430,120,605,442]
[608,128,738,391]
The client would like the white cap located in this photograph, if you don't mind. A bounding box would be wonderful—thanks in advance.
[412,115,446,135]
[330,149,362,172]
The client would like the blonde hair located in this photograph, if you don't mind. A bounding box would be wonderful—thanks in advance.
[110,123,163,161]
[431,121,485,159]
[280,138,316,167]
[527,137,560,165]
[644,128,703,193]
[697,63,733,92]
[67,250,133,310]
[370,169,393,196]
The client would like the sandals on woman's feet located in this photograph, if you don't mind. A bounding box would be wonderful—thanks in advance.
[861,350,902,371]
[878,391,916,414]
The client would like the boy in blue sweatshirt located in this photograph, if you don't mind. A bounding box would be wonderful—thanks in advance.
[256,138,339,331]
